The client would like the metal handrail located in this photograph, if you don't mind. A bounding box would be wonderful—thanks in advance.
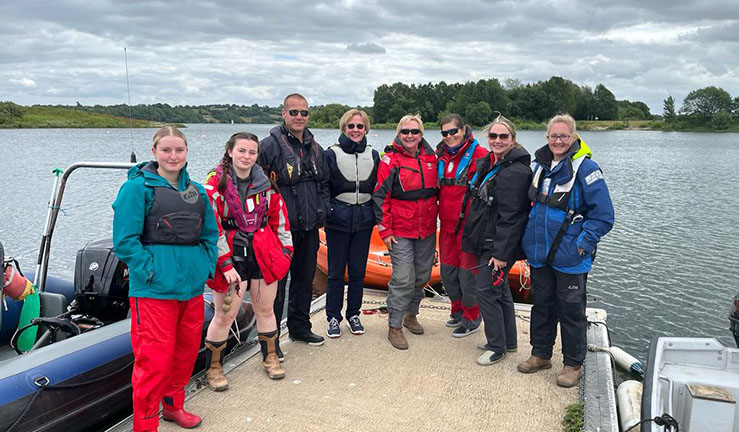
[34,161,135,292]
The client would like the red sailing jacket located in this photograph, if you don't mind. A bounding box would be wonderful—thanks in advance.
[437,131,489,234]
[373,138,438,240]
[204,166,293,290]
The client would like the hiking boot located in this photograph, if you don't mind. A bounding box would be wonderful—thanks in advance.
[326,317,341,338]
[403,314,424,335]
[451,324,480,338]
[556,365,582,388]
[289,331,325,346]
[517,355,552,374]
[346,315,365,335]
[388,327,408,350]
[258,331,286,380]
[476,350,506,366]
[476,341,517,352]
[162,407,202,429]
[445,317,461,328]
[204,339,228,391]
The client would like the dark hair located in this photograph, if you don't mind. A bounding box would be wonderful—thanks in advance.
[217,132,259,192]
[440,113,464,129]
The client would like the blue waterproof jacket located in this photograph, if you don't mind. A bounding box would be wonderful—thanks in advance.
[112,162,219,300]
[521,140,614,274]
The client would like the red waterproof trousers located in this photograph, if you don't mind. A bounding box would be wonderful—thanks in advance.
[129,296,204,432]
[439,230,480,325]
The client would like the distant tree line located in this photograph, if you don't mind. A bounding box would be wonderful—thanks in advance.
[73,102,282,124]
[663,86,739,130]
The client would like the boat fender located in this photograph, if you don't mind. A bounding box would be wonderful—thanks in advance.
[610,346,644,379]
[3,259,35,301]
[616,380,642,432]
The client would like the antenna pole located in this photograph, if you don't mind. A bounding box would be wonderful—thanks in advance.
[124,47,136,162]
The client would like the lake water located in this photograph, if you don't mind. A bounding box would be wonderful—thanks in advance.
[1,124,738,362]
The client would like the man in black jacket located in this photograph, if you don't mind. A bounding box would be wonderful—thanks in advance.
[258,93,330,348]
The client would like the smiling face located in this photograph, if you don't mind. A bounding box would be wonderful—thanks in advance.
[547,121,576,161]
[397,119,422,153]
[152,135,187,179]
[343,113,368,142]
[282,96,309,138]
[441,121,464,148]
[228,138,259,177]
[489,123,515,159]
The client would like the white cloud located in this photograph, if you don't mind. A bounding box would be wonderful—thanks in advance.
[9,77,36,87]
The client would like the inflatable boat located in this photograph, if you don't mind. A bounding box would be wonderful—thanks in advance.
[316,227,531,299]
[0,162,255,432]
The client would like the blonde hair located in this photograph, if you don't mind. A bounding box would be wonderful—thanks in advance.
[547,114,577,137]
[395,114,424,136]
[339,109,371,133]
[483,112,517,141]
[152,126,187,148]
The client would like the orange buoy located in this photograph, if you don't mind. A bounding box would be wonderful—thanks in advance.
[3,262,35,301]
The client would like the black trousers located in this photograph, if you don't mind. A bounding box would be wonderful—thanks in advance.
[475,254,517,353]
[529,265,588,366]
[325,227,372,322]
[274,229,319,336]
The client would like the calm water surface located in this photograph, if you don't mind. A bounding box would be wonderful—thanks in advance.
[1,124,738,361]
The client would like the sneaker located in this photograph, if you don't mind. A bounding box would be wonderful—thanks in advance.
[452,324,480,338]
[326,317,341,338]
[476,341,517,352]
[346,315,365,335]
[476,350,506,366]
[445,317,461,328]
[289,331,325,346]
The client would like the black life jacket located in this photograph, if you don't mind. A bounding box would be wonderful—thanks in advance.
[141,184,204,246]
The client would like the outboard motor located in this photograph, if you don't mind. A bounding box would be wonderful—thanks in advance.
[731,293,739,348]
[74,238,130,323]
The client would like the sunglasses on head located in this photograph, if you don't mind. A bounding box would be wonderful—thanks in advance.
[346,123,365,130]
[440,127,460,137]
[488,132,510,140]
[400,129,421,136]
[287,109,310,117]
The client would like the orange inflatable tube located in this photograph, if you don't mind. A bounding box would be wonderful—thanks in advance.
[316,228,530,300]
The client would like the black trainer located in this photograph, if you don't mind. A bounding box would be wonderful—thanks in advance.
[346,315,365,335]
[445,317,461,328]
[326,317,341,338]
[476,350,506,366]
[289,331,325,346]
[452,324,480,338]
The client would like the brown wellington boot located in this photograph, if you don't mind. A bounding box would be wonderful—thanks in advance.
[388,327,409,350]
[204,340,229,391]
[402,314,424,335]
[258,331,286,380]
[556,365,582,388]
[517,355,553,374]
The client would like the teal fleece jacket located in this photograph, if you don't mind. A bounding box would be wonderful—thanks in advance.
[112,161,218,300]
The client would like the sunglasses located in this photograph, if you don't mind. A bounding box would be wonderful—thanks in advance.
[346,123,365,130]
[440,127,460,137]
[488,133,510,140]
[287,109,310,117]
[400,129,421,136]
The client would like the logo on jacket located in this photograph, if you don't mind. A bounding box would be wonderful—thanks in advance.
[585,170,603,185]
[286,163,294,178]
[180,185,200,204]
[427,163,433,169]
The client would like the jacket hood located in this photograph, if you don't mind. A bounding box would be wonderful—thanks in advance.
[337,133,368,154]
[247,164,270,196]
[533,138,591,168]
[495,145,531,167]
[271,124,315,146]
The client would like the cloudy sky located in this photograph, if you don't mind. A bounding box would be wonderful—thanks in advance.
[1,0,737,114]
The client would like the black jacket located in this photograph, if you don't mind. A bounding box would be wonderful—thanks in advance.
[461,145,532,260]
[258,125,330,231]
[324,134,380,232]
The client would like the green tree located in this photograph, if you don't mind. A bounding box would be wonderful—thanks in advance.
[593,84,618,120]
[710,111,733,130]
[465,101,493,126]
[663,96,676,123]
[310,103,350,127]
[0,101,24,125]
[680,86,732,118]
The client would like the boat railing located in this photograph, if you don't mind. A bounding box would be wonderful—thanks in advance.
[35,161,135,293]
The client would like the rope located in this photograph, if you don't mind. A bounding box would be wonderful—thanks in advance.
[632,414,680,432]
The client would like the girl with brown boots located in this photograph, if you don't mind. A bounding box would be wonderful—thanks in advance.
[204,132,294,387]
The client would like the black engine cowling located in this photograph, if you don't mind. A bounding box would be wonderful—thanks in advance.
[74,238,129,322]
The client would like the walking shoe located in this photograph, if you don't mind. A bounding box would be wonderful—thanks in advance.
[388,327,408,350]
[346,315,365,335]
[517,355,552,374]
[445,317,461,328]
[402,314,424,335]
[556,365,582,388]
[326,317,341,338]
[477,341,518,352]
[289,331,325,346]
[451,324,480,338]
[476,350,506,366]
[162,407,202,429]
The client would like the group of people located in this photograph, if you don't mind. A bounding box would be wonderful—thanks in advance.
[112,93,614,432]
